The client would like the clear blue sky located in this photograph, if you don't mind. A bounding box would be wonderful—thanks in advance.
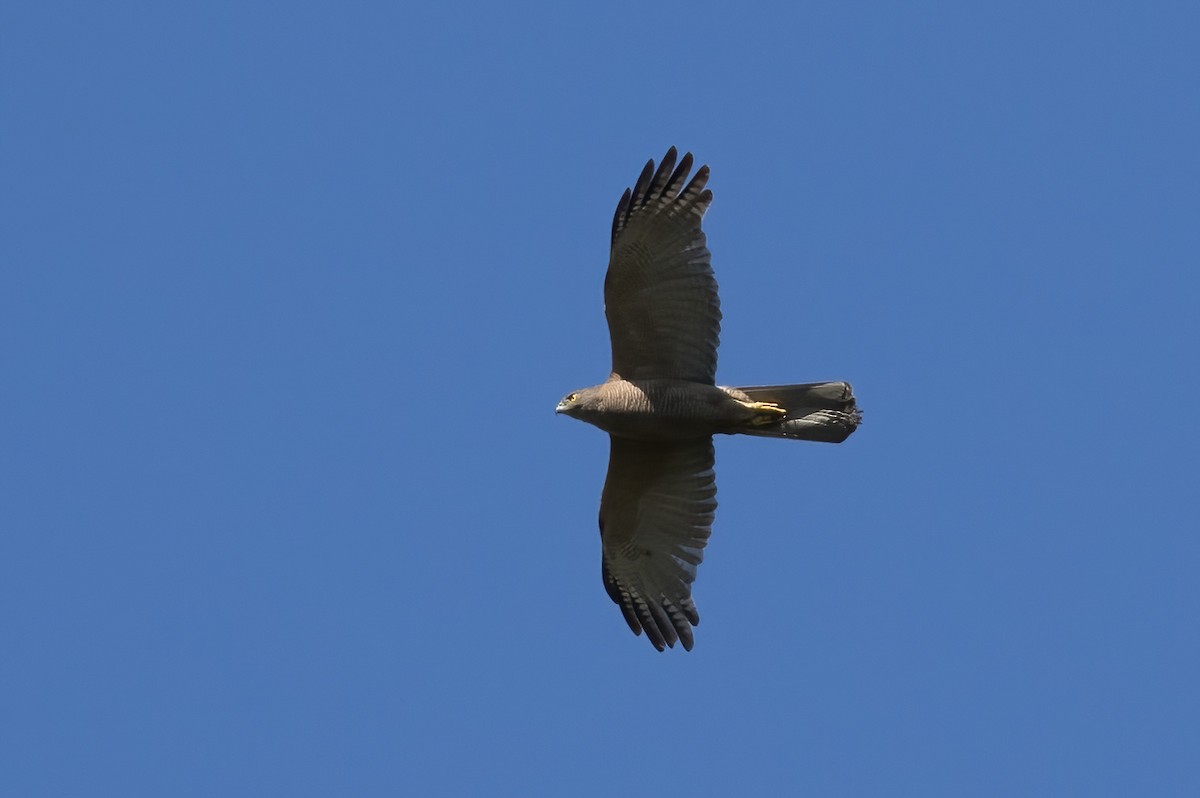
[3,3,1198,796]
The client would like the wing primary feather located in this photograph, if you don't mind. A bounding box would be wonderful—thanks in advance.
[619,603,642,636]
[664,151,694,198]
[630,157,656,210]
[603,558,643,636]
[680,165,711,205]
[647,147,678,201]
[611,187,632,242]
[648,599,678,649]
[634,596,669,651]
[665,602,695,651]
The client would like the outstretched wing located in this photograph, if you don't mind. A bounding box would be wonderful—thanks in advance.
[599,436,717,651]
[605,148,721,384]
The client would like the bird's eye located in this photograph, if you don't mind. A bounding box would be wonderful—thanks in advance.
[567,393,578,402]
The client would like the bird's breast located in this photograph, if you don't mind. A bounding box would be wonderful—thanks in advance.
[584,379,744,440]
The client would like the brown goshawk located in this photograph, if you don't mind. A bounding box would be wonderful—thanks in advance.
[557,148,861,651]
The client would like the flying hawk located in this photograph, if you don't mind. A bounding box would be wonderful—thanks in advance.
[557,148,861,650]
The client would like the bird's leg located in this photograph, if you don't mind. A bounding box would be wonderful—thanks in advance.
[739,401,787,426]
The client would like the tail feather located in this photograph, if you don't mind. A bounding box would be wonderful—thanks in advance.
[724,381,861,443]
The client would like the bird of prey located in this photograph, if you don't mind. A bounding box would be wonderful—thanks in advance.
[556,148,861,651]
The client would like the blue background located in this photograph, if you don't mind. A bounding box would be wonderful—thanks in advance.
[3,3,1198,795]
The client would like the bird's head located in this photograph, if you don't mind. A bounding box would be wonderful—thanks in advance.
[555,387,598,419]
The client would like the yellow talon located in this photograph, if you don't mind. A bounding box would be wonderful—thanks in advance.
[743,401,786,425]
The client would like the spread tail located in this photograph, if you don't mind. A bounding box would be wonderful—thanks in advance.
[724,381,861,443]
